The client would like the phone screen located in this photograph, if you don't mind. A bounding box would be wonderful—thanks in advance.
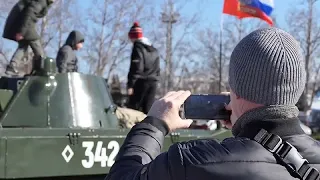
[182,94,231,120]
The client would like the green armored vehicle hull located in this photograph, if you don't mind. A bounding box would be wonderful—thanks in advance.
[0,61,232,179]
[0,128,231,179]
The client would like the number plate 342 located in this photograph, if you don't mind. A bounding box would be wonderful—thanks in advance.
[82,141,120,168]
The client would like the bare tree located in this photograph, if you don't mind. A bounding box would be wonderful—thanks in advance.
[82,0,155,80]
[195,16,274,94]
[197,28,228,93]
[154,0,205,95]
[224,15,278,43]
[287,0,320,107]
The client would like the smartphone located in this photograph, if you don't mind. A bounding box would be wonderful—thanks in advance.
[181,94,231,120]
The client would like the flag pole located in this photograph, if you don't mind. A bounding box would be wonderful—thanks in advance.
[219,14,224,93]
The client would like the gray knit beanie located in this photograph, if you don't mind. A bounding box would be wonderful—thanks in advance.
[228,27,306,105]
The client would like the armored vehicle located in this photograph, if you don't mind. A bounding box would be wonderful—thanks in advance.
[0,58,232,179]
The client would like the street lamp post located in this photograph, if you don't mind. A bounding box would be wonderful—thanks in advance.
[161,0,179,93]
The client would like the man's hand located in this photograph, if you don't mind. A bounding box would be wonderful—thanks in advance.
[15,33,24,41]
[147,90,193,132]
[128,88,134,95]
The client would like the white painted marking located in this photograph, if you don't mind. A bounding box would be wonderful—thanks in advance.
[81,141,120,168]
[62,145,74,163]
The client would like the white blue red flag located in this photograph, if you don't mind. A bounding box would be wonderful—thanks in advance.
[223,0,274,25]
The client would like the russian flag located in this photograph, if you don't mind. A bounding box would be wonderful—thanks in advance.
[223,0,274,25]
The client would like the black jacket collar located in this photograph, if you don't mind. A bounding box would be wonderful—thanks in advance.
[232,106,305,138]
[236,117,305,139]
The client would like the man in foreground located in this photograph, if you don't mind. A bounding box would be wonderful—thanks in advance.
[106,28,320,179]
[2,0,54,76]
[126,22,160,114]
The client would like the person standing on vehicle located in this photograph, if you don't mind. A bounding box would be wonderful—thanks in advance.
[55,30,84,73]
[2,0,55,76]
[126,22,160,114]
[106,27,320,180]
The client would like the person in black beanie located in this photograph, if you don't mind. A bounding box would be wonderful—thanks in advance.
[126,22,160,114]
[106,27,320,180]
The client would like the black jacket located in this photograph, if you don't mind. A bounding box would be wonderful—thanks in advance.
[2,0,53,42]
[105,106,320,180]
[127,39,160,89]
[56,30,84,73]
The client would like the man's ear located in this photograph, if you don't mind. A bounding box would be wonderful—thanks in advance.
[230,89,240,99]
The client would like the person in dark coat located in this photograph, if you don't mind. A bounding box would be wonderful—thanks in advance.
[55,30,84,73]
[126,22,160,114]
[2,0,55,76]
[105,28,320,180]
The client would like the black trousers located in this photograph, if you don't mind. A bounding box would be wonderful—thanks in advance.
[127,79,157,114]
